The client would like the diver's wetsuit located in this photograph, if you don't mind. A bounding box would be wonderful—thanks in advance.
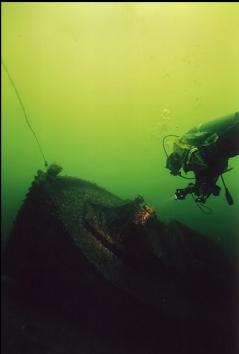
[184,112,239,158]
[167,112,239,202]
[182,112,239,189]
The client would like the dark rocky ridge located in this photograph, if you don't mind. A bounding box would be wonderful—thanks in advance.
[2,166,238,354]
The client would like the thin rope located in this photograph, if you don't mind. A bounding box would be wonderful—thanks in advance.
[162,134,179,158]
[191,194,212,215]
[2,59,48,168]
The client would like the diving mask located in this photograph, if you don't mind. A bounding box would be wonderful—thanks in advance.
[166,138,191,175]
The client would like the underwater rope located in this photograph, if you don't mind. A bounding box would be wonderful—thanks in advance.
[191,194,213,215]
[1,59,48,168]
[162,134,179,158]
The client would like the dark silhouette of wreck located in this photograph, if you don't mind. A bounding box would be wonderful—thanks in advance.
[2,165,238,354]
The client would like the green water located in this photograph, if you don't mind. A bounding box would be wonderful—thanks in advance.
[2,3,239,253]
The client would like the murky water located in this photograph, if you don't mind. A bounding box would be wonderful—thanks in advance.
[2,3,239,253]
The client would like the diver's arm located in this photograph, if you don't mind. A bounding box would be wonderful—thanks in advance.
[166,112,238,203]
[182,112,239,152]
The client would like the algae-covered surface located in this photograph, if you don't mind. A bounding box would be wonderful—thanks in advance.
[2,168,238,354]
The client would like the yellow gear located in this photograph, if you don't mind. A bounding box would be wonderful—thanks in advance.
[173,139,207,171]
[173,139,190,160]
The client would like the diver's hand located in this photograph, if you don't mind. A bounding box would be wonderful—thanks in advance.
[175,183,196,200]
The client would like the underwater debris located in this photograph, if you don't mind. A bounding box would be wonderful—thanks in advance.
[3,167,237,324]
[2,167,238,354]
[133,205,154,225]
[2,168,238,354]
[46,164,63,179]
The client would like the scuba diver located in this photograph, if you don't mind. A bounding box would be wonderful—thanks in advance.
[165,112,239,205]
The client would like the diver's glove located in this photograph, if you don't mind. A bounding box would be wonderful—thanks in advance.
[175,183,196,200]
